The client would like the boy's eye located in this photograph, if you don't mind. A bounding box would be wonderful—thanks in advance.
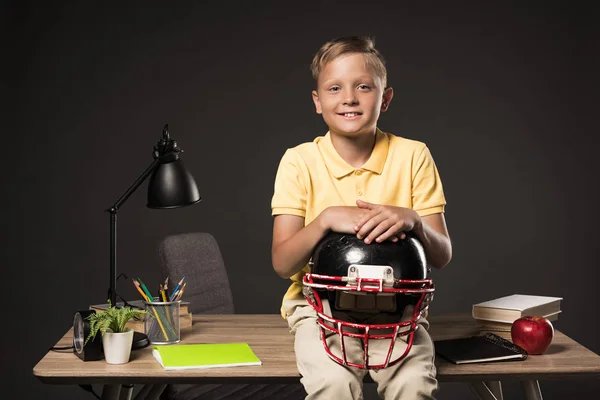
[358,84,371,90]
[328,86,341,92]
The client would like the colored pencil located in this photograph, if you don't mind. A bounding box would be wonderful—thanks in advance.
[160,284,168,302]
[169,277,186,301]
[175,282,187,301]
[163,276,170,300]
[137,277,155,301]
[133,280,150,302]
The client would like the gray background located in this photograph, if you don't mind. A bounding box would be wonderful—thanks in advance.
[3,1,599,399]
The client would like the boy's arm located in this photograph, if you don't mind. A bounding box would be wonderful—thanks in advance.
[413,213,452,270]
[271,214,326,279]
[272,207,370,279]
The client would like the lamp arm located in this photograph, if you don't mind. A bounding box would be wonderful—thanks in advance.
[106,157,161,306]
[108,157,162,213]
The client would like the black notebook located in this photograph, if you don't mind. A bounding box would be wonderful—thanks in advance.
[434,333,528,364]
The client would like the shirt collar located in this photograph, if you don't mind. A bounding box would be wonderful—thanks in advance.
[319,128,389,178]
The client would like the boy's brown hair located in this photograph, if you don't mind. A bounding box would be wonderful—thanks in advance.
[311,36,388,88]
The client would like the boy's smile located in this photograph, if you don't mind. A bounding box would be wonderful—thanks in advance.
[339,112,361,119]
[312,53,393,138]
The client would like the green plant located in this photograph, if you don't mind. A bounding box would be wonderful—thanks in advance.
[85,302,149,344]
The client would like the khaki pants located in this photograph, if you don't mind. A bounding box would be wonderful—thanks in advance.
[284,299,438,400]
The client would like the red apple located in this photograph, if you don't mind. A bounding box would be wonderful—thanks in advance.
[511,316,554,355]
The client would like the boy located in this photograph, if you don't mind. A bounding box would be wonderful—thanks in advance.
[271,36,452,399]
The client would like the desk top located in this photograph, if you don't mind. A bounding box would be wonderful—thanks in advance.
[33,314,600,385]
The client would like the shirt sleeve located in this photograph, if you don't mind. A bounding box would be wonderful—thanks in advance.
[271,149,307,217]
[412,146,446,216]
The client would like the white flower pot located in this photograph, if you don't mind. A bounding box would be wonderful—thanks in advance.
[102,328,134,364]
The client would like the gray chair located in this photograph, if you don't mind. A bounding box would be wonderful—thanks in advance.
[158,232,235,315]
[157,232,306,400]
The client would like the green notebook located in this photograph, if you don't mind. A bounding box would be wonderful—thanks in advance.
[152,343,262,370]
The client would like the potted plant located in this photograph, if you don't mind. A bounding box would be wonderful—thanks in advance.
[85,302,149,364]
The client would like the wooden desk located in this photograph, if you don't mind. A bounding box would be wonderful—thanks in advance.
[34,314,600,400]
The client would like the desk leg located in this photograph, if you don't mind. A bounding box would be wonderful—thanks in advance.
[132,384,167,400]
[119,384,134,400]
[522,380,543,400]
[132,385,151,400]
[145,384,167,400]
[101,385,121,400]
[486,381,503,400]
[470,381,503,400]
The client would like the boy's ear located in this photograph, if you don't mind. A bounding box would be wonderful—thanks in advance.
[381,87,394,112]
[312,90,322,114]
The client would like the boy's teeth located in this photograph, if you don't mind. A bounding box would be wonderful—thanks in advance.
[344,113,356,117]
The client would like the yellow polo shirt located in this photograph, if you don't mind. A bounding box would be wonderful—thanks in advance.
[271,129,446,317]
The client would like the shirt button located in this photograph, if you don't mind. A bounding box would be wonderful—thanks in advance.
[357,190,363,196]
[355,170,362,176]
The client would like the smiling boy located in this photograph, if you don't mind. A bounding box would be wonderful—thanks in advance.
[271,36,452,399]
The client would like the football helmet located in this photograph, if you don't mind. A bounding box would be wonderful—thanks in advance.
[302,231,434,369]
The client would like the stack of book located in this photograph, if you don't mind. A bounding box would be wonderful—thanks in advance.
[89,300,193,333]
[472,294,562,332]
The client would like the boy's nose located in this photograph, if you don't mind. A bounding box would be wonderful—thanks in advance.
[343,96,358,106]
[343,91,358,106]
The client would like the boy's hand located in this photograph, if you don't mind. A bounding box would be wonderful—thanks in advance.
[353,199,422,244]
[321,206,369,234]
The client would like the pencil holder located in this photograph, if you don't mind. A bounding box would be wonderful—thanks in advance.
[144,300,181,345]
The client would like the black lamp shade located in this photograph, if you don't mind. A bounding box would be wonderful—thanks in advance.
[147,159,201,209]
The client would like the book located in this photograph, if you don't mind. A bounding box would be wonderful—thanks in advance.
[434,333,528,364]
[477,311,561,332]
[472,294,562,323]
[152,343,262,370]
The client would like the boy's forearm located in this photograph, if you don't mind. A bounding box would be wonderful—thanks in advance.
[412,219,452,270]
[272,215,329,279]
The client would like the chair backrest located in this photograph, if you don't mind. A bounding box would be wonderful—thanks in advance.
[157,232,234,314]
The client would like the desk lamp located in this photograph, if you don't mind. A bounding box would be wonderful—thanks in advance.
[106,123,201,348]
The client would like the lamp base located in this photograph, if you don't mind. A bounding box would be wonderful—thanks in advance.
[132,332,149,349]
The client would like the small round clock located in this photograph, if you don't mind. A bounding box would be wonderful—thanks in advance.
[73,310,104,361]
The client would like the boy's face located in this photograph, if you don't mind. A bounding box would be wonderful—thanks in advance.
[312,53,393,138]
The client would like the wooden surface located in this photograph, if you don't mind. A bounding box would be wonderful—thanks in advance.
[33,314,600,385]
